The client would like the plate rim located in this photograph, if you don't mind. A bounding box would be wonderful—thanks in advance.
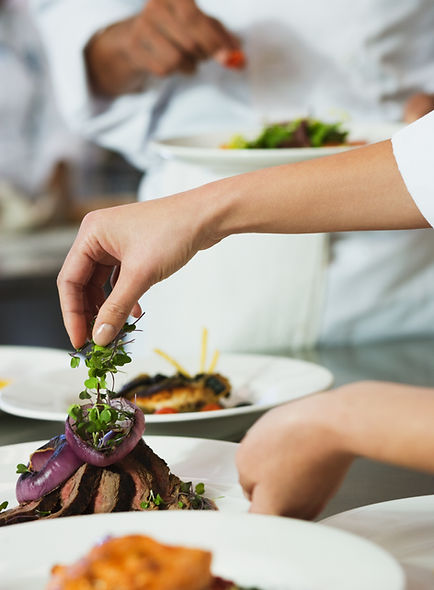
[0,511,405,590]
[0,352,334,423]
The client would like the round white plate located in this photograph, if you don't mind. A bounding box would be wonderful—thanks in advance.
[0,345,69,382]
[151,122,403,173]
[0,511,404,590]
[0,436,247,513]
[322,495,434,590]
[0,353,333,440]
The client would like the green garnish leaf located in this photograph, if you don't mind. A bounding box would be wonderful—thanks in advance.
[178,501,184,508]
[79,390,91,400]
[154,493,164,506]
[195,482,205,495]
[84,377,99,390]
[16,463,30,474]
[70,356,80,368]
[179,481,192,494]
[0,501,8,512]
[140,501,149,510]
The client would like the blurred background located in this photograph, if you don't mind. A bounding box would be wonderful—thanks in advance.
[0,0,141,348]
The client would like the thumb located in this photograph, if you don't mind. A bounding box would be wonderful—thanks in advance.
[92,266,149,345]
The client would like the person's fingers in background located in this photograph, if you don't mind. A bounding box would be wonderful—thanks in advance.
[130,0,241,77]
[404,93,434,123]
[236,395,355,519]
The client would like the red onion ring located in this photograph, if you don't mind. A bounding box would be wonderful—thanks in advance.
[16,435,84,504]
[65,399,145,467]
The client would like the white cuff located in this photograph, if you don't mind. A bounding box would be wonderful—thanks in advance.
[392,110,434,228]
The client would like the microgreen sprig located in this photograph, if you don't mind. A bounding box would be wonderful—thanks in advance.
[68,315,143,451]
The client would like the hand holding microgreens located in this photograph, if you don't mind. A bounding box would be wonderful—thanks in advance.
[67,316,143,452]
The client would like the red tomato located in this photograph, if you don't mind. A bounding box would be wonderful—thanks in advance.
[154,407,179,414]
[224,49,246,69]
[200,403,224,412]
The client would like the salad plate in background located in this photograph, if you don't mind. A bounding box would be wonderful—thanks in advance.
[151,121,403,173]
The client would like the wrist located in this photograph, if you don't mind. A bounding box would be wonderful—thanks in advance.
[192,172,262,248]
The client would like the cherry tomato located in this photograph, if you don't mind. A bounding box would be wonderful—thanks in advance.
[154,407,179,414]
[200,403,224,412]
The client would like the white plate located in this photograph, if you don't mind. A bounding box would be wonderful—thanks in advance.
[151,122,403,173]
[322,495,434,590]
[0,436,247,513]
[0,345,69,382]
[0,353,333,439]
[0,511,404,590]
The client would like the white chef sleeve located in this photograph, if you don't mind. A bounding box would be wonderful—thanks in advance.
[31,0,161,169]
[392,110,434,228]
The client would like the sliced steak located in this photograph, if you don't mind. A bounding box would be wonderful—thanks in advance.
[1,436,216,526]
[47,463,101,519]
[91,470,120,513]
[0,487,61,527]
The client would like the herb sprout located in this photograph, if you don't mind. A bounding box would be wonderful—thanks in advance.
[0,500,8,512]
[16,463,30,474]
[68,315,144,451]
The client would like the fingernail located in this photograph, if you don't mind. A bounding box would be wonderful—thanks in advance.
[94,323,117,345]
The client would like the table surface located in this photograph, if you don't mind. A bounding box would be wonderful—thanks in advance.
[1,337,434,522]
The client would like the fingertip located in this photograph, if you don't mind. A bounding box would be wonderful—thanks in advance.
[131,302,142,318]
[93,322,118,346]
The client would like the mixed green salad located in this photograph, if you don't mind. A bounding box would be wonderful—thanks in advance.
[224,118,350,149]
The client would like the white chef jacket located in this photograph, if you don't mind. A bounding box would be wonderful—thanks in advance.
[33,0,434,354]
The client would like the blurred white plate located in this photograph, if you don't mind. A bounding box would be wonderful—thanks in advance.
[0,346,68,383]
[151,122,403,172]
[322,495,434,590]
[0,353,333,439]
[0,511,404,590]
[0,436,247,513]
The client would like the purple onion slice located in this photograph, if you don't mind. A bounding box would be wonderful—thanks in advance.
[16,435,84,504]
[65,398,145,467]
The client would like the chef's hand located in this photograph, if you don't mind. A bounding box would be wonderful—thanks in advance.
[57,192,219,349]
[86,0,242,95]
[131,0,241,74]
[236,391,355,519]
[404,93,434,123]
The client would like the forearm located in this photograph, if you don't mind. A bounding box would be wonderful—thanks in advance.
[85,18,147,96]
[201,139,429,245]
[328,382,434,473]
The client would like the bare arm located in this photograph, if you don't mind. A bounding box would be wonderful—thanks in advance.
[236,381,434,518]
[85,0,240,96]
[57,139,428,348]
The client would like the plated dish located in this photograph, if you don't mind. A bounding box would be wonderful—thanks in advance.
[0,436,247,515]
[47,533,255,590]
[151,122,403,172]
[0,353,333,439]
[322,495,434,590]
[0,511,404,590]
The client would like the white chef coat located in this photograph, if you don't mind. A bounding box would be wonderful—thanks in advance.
[33,0,434,353]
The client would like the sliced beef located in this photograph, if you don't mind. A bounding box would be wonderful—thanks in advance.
[0,488,60,527]
[48,463,101,518]
[1,437,215,526]
[91,470,121,514]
